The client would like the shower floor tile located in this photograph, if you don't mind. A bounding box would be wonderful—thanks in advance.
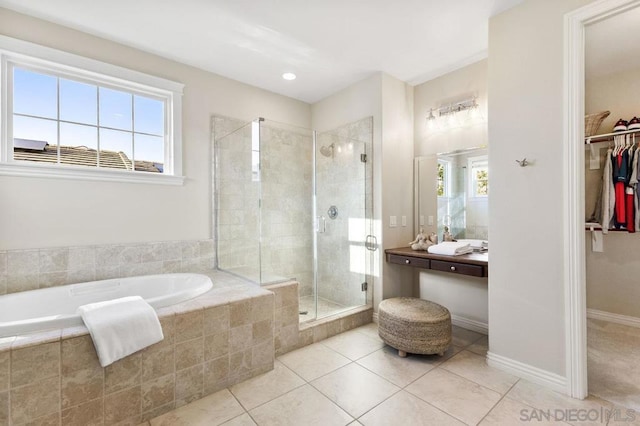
[298,295,360,323]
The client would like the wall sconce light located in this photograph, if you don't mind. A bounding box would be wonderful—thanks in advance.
[426,109,439,130]
[426,97,482,130]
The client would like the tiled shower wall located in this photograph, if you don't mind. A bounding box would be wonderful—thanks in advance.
[259,124,313,294]
[213,115,373,314]
[212,116,260,278]
[213,116,314,297]
[0,239,215,295]
[316,117,373,308]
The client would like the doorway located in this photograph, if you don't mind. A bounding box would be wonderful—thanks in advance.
[565,0,640,401]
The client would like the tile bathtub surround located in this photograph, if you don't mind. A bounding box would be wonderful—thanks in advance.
[0,239,215,295]
[0,283,274,426]
[266,282,300,356]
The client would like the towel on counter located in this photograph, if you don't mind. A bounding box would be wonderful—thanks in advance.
[77,296,164,367]
[455,239,488,250]
[427,241,474,256]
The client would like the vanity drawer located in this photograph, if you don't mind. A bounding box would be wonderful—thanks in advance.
[430,260,485,277]
[388,254,430,269]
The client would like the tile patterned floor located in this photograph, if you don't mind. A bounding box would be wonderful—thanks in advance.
[143,323,636,426]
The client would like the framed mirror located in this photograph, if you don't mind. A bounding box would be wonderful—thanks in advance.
[414,147,488,242]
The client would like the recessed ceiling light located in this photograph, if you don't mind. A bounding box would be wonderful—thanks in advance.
[282,72,296,81]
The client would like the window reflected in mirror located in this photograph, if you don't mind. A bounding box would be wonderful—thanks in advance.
[415,147,488,242]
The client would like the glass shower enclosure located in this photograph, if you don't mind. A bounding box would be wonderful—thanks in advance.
[214,117,373,322]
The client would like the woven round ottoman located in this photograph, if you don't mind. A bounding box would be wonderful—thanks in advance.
[378,297,451,357]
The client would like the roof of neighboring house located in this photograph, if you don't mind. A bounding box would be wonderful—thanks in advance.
[13,140,162,173]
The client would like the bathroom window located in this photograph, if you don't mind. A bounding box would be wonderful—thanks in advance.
[468,155,489,198]
[0,37,184,184]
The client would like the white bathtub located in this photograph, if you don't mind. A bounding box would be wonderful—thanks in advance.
[0,273,213,337]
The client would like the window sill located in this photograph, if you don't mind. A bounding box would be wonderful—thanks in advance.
[0,162,185,185]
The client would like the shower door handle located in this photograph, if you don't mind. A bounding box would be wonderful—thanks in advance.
[316,216,327,233]
[365,235,378,251]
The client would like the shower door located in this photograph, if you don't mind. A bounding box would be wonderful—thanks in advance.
[314,131,371,319]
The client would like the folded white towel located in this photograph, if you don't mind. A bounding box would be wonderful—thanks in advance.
[77,296,164,367]
[427,241,473,256]
[455,239,488,249]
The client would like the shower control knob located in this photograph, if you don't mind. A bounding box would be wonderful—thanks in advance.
[327,205,338,219]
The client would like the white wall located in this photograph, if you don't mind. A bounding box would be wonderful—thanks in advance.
[0,8,310,250]
[585,68,640,318]
[380,74,415,301]
[414,59,488,157]
[413,60,489,326]
[418,272,489,326]
[488,0,593,377]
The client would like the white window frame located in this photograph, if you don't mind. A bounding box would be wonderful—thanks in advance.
[467,155,488,198]
[437,159,451,198]
[0,35,184,185]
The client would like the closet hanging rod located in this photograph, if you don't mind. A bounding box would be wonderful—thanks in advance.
[585,128,640,144]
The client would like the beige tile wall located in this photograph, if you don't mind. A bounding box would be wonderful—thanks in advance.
[213,115,376,321]
[268,282,300,356]
[0,292,273,426]
[0,239,215,296]
[212,116,260,277]
[213,116,314,297]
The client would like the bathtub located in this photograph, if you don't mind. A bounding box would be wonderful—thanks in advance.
[0,273,213,337]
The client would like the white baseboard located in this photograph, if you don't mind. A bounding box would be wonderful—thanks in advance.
[487,351,567,394]
[587,309,640,328]
[451,314,488,335]
[372,312,379,323]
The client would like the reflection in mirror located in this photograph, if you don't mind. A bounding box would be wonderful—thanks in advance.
[415,147,488,242]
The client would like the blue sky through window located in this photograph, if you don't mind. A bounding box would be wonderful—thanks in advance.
[12,67,165,165]
[60,79,97,125]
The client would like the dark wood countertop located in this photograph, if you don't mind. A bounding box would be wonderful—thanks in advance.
[385,247,488,266]
[384,246,489,277]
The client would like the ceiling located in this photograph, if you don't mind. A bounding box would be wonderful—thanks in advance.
[0,0,524,103]
[586,6,640,79]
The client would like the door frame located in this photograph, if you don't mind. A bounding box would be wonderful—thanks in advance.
[564,0,640,399]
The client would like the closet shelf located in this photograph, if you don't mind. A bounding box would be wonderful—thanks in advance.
[585,128,640,144]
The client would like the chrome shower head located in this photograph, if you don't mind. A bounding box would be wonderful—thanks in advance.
[319,143,334,158]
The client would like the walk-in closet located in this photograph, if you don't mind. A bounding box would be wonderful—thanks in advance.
[584,7,640,411]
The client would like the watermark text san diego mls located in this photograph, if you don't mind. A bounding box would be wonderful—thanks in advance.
[520,408,636,423]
